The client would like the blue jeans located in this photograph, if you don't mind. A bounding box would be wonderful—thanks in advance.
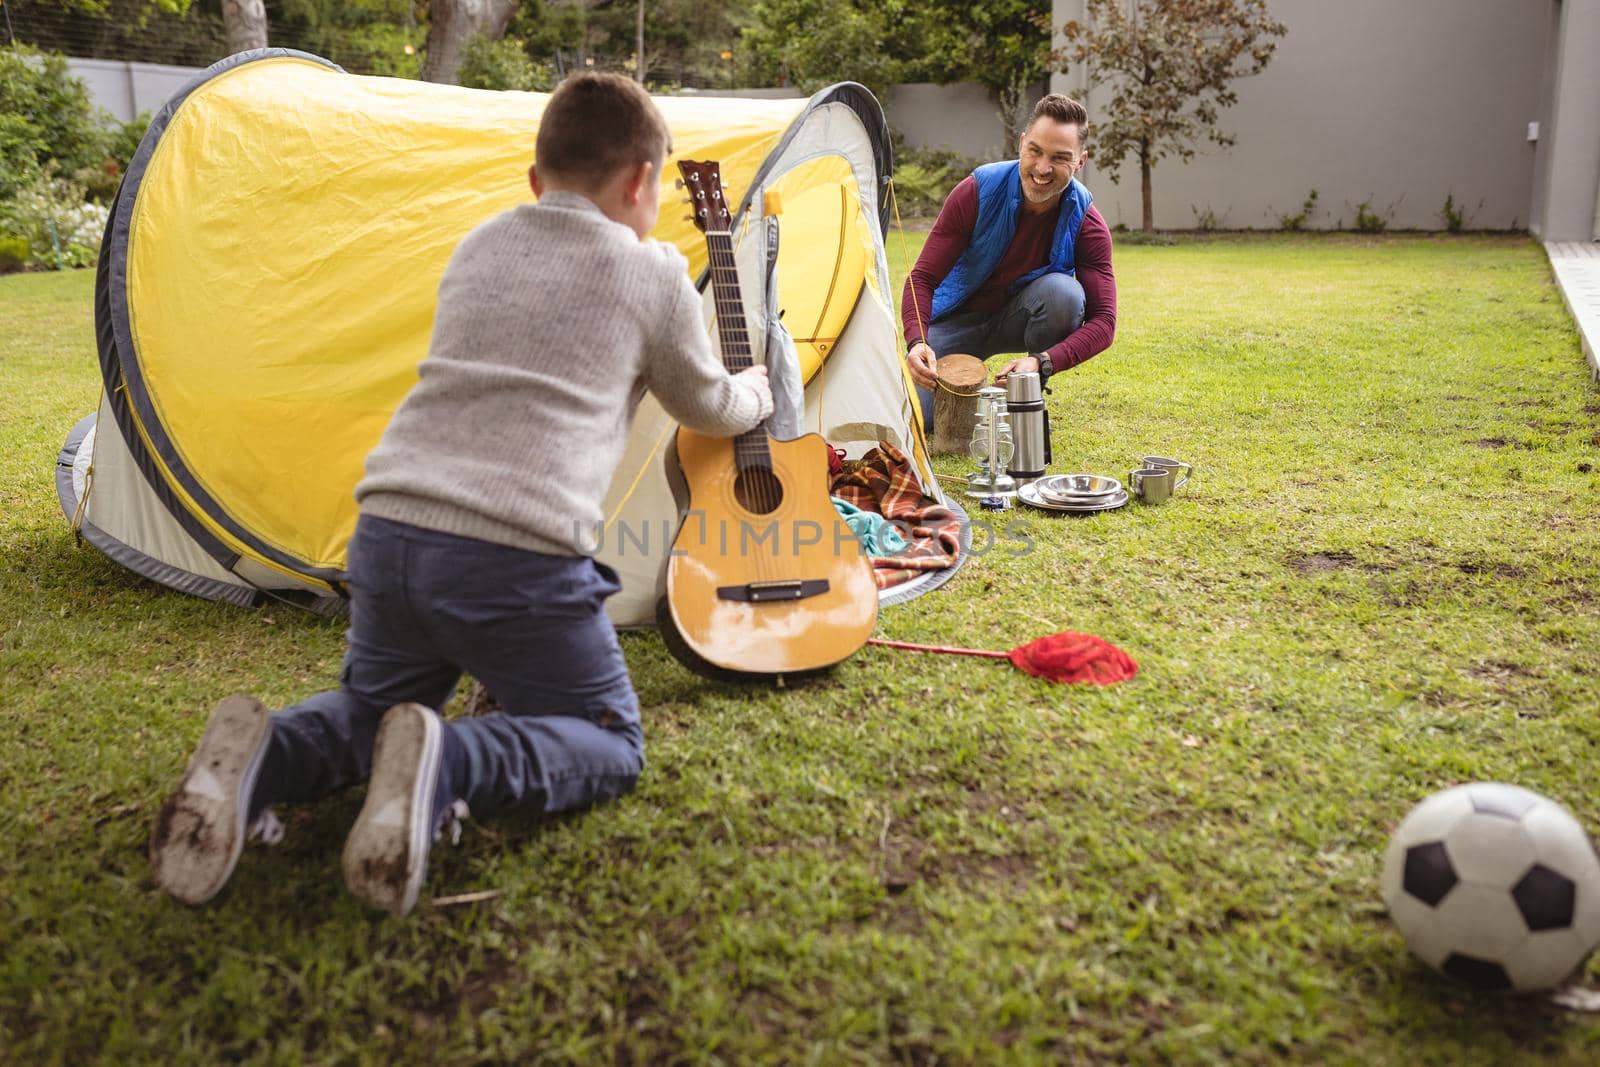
[917,272,1085,428]
[254,515,643,820]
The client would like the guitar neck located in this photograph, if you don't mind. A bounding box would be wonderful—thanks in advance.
[705,231,753,371]
[703,230,769,463]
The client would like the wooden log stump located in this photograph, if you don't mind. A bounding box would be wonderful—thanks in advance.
[927,353,987,455]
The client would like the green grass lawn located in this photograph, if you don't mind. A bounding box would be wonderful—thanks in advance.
[4,233,1600,1063]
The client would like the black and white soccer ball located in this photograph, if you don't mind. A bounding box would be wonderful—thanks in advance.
[1382,783,1600,992]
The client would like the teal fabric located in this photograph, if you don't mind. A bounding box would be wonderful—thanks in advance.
[832,497,907,556]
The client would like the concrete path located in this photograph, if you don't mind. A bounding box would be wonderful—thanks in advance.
[1545,241,1600,382]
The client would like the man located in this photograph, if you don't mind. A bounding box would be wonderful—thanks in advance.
[902,94,1116,430]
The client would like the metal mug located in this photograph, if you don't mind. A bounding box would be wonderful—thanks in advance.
[1139,455,1192,491]
[1129,467,1172,504]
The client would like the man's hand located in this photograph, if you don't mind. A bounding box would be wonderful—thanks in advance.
[994,355,1040,385]
[906,341,939,390]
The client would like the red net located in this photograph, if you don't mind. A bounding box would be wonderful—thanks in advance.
[1005,631,1138,686]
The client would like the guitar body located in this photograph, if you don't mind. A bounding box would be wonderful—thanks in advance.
[662,428,878,677]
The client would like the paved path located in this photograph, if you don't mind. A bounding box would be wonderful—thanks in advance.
[1545,241,1600,382]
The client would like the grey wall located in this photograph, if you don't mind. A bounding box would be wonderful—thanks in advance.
[688,82,1017,160]
[1049,0,1552,230]
[67,57,200,124]
[882,82,1014,160]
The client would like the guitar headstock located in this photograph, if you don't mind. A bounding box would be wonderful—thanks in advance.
[676,159,731,234]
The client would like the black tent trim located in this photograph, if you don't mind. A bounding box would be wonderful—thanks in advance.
[694,81,893,296]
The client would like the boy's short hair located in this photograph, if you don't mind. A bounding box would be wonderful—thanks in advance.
[1028,93,1089,142]
[536,72,672,187]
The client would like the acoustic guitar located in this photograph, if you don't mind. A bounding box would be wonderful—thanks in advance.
[657,159,878,680]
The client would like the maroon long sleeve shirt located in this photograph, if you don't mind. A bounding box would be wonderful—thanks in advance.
[901,174,1117,372]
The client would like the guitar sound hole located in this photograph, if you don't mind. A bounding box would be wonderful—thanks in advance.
[733,465,785,515]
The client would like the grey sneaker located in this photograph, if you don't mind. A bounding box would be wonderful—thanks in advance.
[342,703,464,916]
[149,694,278,905]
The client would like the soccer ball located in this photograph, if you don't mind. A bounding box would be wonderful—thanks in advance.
[1381,782,1600,992]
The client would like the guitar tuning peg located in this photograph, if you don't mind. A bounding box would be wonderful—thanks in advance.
[682,214,695,222]
[674,178,685,189]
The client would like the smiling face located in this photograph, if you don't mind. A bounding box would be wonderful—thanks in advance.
[1016,117,1086,211]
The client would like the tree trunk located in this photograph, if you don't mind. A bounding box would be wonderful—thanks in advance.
[1140,142,1153,232]
[422,0,520,85]
[222,0,268,54]
[995,79,1028,150]
[635,0,646,84]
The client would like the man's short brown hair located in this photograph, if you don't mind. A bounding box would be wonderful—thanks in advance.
[1028,94,1088,141]
[536,72,672,187]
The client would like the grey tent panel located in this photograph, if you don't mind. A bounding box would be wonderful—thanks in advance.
[56,413,260,607]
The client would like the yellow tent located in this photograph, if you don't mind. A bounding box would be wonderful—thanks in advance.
[64,48,936,625]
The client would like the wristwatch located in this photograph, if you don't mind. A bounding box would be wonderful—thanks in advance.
[1034,352,1055,384]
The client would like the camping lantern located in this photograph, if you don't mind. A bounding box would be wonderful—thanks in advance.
[965,386,1016,501]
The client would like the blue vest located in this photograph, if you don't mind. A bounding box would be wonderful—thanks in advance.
[930,160,1094,322]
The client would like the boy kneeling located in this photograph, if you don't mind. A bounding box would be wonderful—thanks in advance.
[150,73,772,915]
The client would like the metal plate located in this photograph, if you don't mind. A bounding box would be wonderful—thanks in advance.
[1018,482,1129,513]
[1035,474,1123,504]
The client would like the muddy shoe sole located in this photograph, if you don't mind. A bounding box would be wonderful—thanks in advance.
[342,703,441,916]
[149,694,273,905]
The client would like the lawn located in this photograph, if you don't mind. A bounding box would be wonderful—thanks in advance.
[3,233,1600,1063]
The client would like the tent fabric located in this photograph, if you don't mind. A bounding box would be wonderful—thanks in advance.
[78,48,938,626]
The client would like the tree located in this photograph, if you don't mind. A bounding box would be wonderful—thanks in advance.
[272,0,427,77]
[422,0,519,83]
[740,0,901,98]
[909,0,1052,150]
[457,34,551,90]
[223,0,268,52]
[1054,0,1286,231]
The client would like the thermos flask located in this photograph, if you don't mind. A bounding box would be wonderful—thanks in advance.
[1005,371,1050,480]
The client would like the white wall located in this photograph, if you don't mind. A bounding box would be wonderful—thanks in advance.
[1531,0,1600,241]
[1048,0,1553,230]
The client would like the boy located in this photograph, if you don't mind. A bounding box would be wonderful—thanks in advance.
[149,73,773,916]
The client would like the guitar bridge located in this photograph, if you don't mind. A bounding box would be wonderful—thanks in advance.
[716,579,831,603]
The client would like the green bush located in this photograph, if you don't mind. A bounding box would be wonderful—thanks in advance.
[1353,199,1386,233]
[891,162,951,218]
[0,46,112,202]
[889,139,980,218]
[457,36,551,92]
[0,234,29,272]
[108,112,153,174]
[1439,192,1482,234]
[1277,189,1318,231]
[1191,204,1225,231]
[0,169,110,270]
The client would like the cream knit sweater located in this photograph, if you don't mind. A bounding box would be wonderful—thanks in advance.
[356,191,772,556]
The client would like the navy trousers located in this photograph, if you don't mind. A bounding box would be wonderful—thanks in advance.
[254,515,643,820]
[916,272,1086,429]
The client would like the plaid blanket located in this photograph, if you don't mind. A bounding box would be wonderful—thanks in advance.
[829,443,963,589]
